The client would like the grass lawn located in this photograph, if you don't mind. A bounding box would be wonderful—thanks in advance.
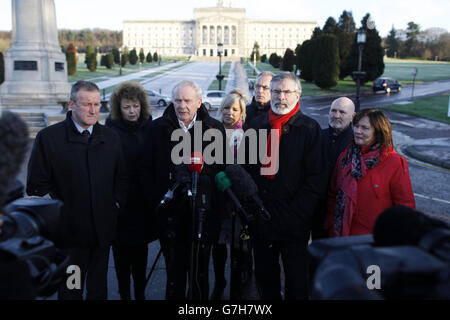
[208,62,232,90]
[244,58,450,97]
[379,94,450,124]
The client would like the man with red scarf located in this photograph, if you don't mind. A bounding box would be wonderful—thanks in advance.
[245,72,327,299]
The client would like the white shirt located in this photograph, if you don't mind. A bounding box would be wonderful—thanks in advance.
[178,113,197,133]
[72,117,93,135]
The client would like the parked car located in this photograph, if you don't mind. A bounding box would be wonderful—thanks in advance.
[202,90,226,110]
[373,77,402,93]
[146,89,172,107]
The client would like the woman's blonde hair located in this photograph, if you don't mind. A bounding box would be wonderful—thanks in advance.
[220,89,247,122]
[109,81,151,121]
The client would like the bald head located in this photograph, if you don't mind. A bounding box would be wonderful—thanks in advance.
[328,97,356,133]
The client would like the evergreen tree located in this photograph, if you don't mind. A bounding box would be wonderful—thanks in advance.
[146,52,153,63]
[139,48,145,64]
[295,44,302,72]
[105,53,114,69]
[313,34,340,89]
[260,54,267,63]
[153,52,158,62]
[0,52,4,84]
[404,21,421,57]
[129,48,138,65]
[281,48,296,72]
[100,54,107,67]
[86,52,97,72]
[298,39,315,82]
[85,45,94,64]
[337,10,356,79]
[344,14,385,85]
[269,52,281,68]
[67,43,78,65]
[323,17,338,35]
[250,42,260,61]
[66,51,77,76]
[311,27,322,39]
[112,46,120,64]
[121,46,129,67]
[385,26,400,58]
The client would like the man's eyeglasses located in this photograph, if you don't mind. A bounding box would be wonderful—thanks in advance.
[254,85,270,91]
[270,89,298,96]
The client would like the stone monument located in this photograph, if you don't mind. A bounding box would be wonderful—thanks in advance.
[0,0,71,109]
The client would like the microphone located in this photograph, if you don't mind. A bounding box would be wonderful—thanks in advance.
[0,111,29,208]
[215,171,253,223]
[158,164,191,206]
[225,164,271,221]
[188,152,203,198]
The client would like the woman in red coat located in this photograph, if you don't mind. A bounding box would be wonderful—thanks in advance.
[325,109,416,237]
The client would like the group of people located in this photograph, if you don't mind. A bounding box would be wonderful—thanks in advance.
[25,69,416,300]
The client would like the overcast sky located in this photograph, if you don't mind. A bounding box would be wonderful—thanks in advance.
[0,0,448,37]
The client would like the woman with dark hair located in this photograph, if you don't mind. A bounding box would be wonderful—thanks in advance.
[325,109,415,237]
[106,81,152,300]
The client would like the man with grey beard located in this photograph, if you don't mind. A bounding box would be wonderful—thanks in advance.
[312,97,355,239]
[245,72,327,299]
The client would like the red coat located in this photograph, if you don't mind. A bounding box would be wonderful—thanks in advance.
[325,148,416,236]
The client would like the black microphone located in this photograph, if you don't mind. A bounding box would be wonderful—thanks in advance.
[215,171,253,223]
[159,164,191,206]
[0,111,29,208]
[225,164,271,221]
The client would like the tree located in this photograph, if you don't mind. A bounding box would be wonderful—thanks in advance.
[100,54,107,67]
[260,54,267,63]
[121,47,129,67]
[112,46,120,64]
[385,26,400,58]
[281,48,296,72]
[0,51,4,84]
[146,52,153,63]
[153,52,158,62]
[85,45,94,64]
[105,53,114,69]
[313,34,340,89]
[298,39,315,82]
[129,48,138,65]
[86,52,97,72]
[323,17,338,35]
[269,52,281,68]
[66,51,77,76]
[295,44,301,72]
[336,10,356,78]
[139,48,145,64]
[250,42,260,61]
[344,14,385,85]
[311,27,322,39]
[404,21,422,57]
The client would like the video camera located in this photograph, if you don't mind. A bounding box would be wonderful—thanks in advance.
[308,206,450,299]
[0,180,69,299]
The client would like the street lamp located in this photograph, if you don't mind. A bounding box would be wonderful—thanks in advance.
[353,28,367,112]
[216,42,224,91]
[119,47,122,75]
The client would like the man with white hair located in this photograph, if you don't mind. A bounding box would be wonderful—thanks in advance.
[246,72,327,299]
[312,97,356,239]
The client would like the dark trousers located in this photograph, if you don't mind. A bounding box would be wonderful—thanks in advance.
[112,244,148,300]
[160,237,211,300]
[58,246,110,300]
[253,239,308,300]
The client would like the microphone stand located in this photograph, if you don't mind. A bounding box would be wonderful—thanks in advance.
[188,182,196,300]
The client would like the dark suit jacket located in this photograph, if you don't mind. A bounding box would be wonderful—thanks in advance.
[27,112,128,248]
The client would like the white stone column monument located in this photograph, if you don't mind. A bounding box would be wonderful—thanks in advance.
[0,0,71,109]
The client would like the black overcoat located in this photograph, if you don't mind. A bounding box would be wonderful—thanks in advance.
[27,112,128,248]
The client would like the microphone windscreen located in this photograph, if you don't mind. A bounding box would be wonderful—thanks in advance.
[189,152,203,173]
[0,111,29,207]
[215,172,231,192]
[373,205,447,247]
[174,164,191,185]
[225,164,258,197]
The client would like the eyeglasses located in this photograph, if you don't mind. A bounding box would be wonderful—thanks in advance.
[255,84,270,91]
[270,89,298,96]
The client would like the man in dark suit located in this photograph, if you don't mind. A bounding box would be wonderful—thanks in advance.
[312,97,355,239]
[27,80,128,300]
[245,71,274,126]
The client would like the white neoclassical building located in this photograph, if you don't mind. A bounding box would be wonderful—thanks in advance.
[123,1,317,59]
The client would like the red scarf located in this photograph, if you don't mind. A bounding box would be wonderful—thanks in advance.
[262,102,300,179]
